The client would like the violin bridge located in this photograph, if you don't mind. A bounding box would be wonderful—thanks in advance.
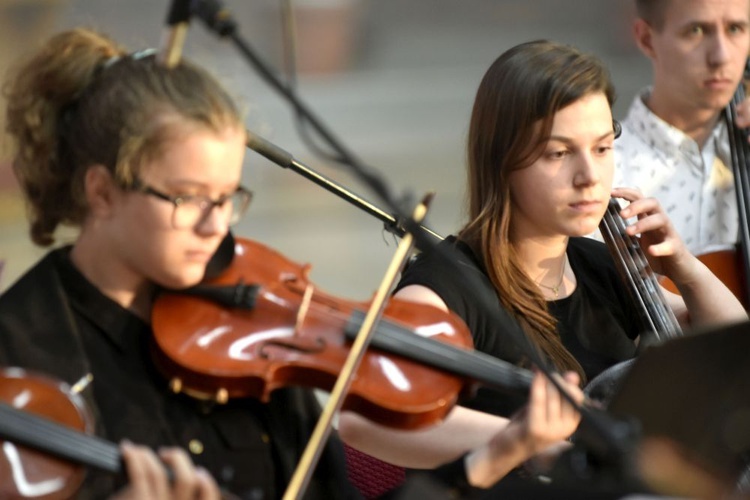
[294,283,315,336]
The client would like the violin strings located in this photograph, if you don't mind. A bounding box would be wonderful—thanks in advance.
[1,403,121,468]
[0,402,121,472]
[347,309,534,394]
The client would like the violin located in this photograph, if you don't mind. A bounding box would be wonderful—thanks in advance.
[0,367,106,499]
[0,368,243,500]
[150,236,536,430]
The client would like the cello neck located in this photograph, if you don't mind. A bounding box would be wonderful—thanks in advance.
[599,199,682,348]
[723,65,750,306]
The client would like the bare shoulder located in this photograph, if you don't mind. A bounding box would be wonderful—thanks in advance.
[393,284,449,311]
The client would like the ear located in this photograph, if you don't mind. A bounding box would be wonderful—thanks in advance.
[84,165,119,218]
[633,18,657,59]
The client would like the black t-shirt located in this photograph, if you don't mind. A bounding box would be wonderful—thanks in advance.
[0,247,359,500]
[395,236,641,417]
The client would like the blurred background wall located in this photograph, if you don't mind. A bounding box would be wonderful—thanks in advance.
[0,0,650,298]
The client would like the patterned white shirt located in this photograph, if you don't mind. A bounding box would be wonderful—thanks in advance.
[612,88,738,255]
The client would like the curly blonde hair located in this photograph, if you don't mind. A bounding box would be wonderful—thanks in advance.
[4,28,242,246]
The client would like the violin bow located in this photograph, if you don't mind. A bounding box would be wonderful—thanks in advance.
[282,193,434,500]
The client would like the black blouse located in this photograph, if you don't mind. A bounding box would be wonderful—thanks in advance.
[0,247,359,500]
[395,236,641,417]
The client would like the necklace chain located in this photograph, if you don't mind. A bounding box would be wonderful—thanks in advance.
[535,257,567,298]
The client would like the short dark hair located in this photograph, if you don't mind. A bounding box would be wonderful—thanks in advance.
[635,0,669,30]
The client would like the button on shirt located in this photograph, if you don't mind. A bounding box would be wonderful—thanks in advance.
[614,88,738,255]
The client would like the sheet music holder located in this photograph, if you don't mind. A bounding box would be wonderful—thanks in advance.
[604,319,750,497]
[472,319,750,499]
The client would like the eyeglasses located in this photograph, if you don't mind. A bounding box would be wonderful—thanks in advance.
[132,180,253,229]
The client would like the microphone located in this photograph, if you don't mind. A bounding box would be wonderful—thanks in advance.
[191,0,238,38]
[158,0,192,68]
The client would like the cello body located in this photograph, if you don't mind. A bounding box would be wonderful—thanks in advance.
[660,248,747,308]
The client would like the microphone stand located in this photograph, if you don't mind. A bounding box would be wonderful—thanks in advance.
[191,0,642,492]
[245,131,443,241]
[191,0,426,238]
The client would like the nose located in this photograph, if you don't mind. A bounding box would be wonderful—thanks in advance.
[196,202,232,236]
[707,31,730,66]
[573,153,601,187]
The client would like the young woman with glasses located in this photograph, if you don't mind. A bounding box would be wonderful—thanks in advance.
[0,28,358,499]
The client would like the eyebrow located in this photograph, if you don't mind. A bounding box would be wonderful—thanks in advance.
[548,130,616,144]
[679,19,749,31]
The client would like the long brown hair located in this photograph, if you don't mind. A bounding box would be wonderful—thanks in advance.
[458,40,616,380]
[3,28,243,246]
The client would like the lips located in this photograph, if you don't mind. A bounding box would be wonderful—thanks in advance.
[570,200,599,207]
[569,200,603,213]
[185,250,214,263]
[704,77,734,89]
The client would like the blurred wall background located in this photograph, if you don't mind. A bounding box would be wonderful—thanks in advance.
[0,0,649,298]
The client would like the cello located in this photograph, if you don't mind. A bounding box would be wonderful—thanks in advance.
[661,63,750,308]
[584,198,683,402]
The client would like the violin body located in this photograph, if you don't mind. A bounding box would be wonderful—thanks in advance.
[0,368,92,500]
[152,237,473,430]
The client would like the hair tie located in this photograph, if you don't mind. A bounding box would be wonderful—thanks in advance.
[102,54,121,69]
[130,48,158,60]
[102,48,157,70]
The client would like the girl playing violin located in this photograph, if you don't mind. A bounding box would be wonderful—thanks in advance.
[0,29,586,498]
[0,28,358,499]
[339,39,748,492]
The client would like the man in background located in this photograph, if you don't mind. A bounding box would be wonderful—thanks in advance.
[615,0,750,257]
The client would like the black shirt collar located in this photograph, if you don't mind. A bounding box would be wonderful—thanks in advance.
[52,246,149,353]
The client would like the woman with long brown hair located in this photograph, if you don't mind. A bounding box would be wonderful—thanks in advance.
[339,39,747,492]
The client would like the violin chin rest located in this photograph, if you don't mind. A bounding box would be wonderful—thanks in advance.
[204,231,236,280]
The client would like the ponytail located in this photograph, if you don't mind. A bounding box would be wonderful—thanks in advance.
[4,28,241,247]
[4,29,124,246]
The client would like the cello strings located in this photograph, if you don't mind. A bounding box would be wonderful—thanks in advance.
[725,85,750,305]
[610,203,681,340]
[600,202,661,336]
[600,200,681,342]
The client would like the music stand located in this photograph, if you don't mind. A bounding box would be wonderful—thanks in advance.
[604,319,750,497]
[475,320,750,499]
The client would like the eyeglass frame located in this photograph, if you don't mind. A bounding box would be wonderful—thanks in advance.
[130,179,253,229]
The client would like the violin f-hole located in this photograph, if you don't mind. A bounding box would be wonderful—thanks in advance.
[258,337,327,358]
